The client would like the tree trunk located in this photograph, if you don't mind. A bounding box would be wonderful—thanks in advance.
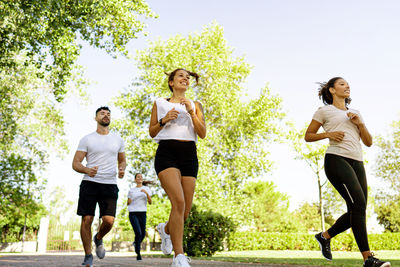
[21,213,27,252]
[317,172,325,231]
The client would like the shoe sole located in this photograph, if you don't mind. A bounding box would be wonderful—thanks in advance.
[381,263,391,267]
[315,235,332,261]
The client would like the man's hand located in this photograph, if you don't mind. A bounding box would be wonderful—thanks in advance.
[118,166,125,178]
[87,166,98,177]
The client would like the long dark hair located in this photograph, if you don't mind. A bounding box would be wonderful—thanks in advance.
[135,173,154,186]
[165,68,200,92]
[317,77,351,106]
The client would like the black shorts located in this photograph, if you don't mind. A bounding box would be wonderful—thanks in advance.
[77,180,119,218]
[155,140,198,178]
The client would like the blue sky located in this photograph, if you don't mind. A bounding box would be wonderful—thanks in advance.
[45,0,400,218]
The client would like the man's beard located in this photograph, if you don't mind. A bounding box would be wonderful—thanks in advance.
[99,120,110,127]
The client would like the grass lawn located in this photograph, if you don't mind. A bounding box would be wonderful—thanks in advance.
[196,250,400,266]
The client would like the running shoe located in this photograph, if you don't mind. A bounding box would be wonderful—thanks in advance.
[364,255,391,267]
[82,254,93,267]
[171,254,191,267]
[137,254,142,261]
[315,232,332,260]
[93,233,106,259]
[157,222,173,255]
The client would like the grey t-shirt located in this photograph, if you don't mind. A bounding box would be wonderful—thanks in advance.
[312,105,364,161]
[77,131,125,184]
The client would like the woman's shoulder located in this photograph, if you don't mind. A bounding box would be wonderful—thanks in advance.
[313,105,331,114]
[143,185,151,191]
[155,97,173,104]
[318,105,333,110]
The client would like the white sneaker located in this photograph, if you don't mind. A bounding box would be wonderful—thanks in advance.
[157,222,173,255]
[93,233,105,259]
[171,254,191,267]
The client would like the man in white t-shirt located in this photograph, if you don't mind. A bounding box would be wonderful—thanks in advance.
[72,106,126,267]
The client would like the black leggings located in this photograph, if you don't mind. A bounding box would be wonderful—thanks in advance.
[129,212,147,255]
[324,153,369,252]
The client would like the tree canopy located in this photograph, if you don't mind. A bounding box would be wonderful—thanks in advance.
[242,181,299,232]
[114,23,285,222]
[0,0,156,101]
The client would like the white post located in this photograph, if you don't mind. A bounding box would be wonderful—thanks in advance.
[37,217,49,253]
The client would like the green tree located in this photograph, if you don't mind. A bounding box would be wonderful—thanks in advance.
[113,23,285,223]
[374,119,400,231]
[374,120,400,193]
[0,55,66,241]
[290,125,328,231]
[323,182,346,221]
[1,1,157,240]
[1,0,157,101]
[375,196,400,232]
[0,154,47,242]
[46,186,78,225]
[242,181,299,232]
[293,202,333,232]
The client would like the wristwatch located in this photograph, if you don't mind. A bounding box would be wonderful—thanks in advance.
[159,118,166,127]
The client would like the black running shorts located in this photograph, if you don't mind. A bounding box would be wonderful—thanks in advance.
[155,140,198,178]
[77,180,119,217]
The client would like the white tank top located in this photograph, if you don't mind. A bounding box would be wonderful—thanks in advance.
[154,97,197,142]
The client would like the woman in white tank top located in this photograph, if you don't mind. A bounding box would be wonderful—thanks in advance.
[149,68,206,267]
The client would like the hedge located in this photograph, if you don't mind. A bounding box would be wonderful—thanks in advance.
[228,232,400,251]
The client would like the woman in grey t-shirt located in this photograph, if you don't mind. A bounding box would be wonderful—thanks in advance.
[305,77,390,267]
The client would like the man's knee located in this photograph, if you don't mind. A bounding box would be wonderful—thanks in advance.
[102,216,115,227]
[82,216,94,227]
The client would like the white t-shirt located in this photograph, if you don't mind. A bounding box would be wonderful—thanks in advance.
[312,105,364,161]
[77,131,125,184]
[154,97,197,142]
[127,186,152,212]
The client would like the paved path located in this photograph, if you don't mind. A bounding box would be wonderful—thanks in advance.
[0,252,310,267]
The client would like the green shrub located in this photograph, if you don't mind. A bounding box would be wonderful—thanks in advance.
[228,232,400,251]
[183,205,236,256]
[369,233,400,250]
